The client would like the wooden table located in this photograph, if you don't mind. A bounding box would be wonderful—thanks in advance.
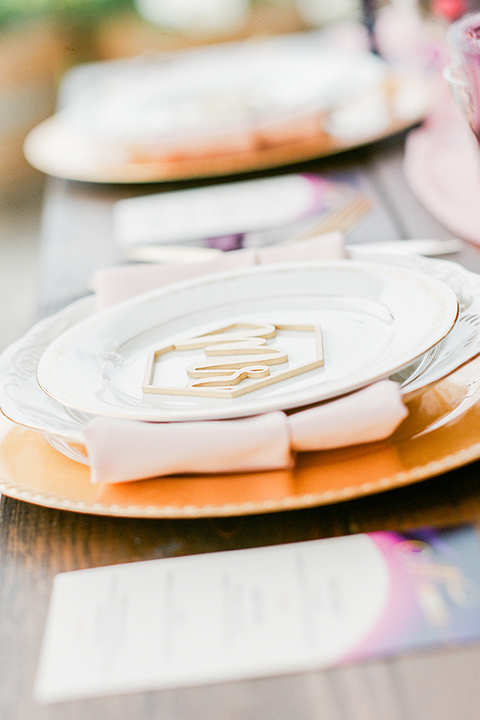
[3,132,480,720]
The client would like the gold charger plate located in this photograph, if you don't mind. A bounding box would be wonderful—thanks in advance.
[1,357,480,517]
[24,109,423,185]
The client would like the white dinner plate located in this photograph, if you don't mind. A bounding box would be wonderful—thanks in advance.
[0,296,95,445]
[35,260,458,423]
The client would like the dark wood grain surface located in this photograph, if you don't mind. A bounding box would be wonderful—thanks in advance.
[4,131,480,720]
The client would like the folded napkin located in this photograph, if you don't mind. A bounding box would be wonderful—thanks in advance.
[85,381,408,484]
[404,86,480,245]
[92,231,347,309]
[85,231,408,483]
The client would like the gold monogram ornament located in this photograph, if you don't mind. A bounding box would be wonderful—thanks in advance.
[142,322,324,399]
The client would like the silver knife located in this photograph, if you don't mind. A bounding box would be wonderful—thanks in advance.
[123,238,463,264]
[347,238,463,257]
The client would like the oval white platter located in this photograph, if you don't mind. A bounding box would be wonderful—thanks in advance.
[35,260,458,423]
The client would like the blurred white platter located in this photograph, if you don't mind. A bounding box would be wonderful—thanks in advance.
[35,260,458,423]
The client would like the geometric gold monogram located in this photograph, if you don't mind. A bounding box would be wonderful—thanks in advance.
[142,321,324,399]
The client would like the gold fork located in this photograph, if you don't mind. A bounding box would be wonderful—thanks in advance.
[285,192,373,243]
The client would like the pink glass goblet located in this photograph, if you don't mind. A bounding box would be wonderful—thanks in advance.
[445,12,480,143]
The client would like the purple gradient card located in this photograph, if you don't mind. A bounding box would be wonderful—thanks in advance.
[344,526,480,664]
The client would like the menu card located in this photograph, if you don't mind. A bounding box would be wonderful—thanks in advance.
[112,172,355,251]
[34,526,480,704]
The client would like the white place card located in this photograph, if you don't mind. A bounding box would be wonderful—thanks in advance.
[34,527,480,704]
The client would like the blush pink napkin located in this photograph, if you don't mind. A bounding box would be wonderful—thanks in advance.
[404,85,480,245]
[85,231,409,483]
[92,231,347,309]
[85,381,408,484]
